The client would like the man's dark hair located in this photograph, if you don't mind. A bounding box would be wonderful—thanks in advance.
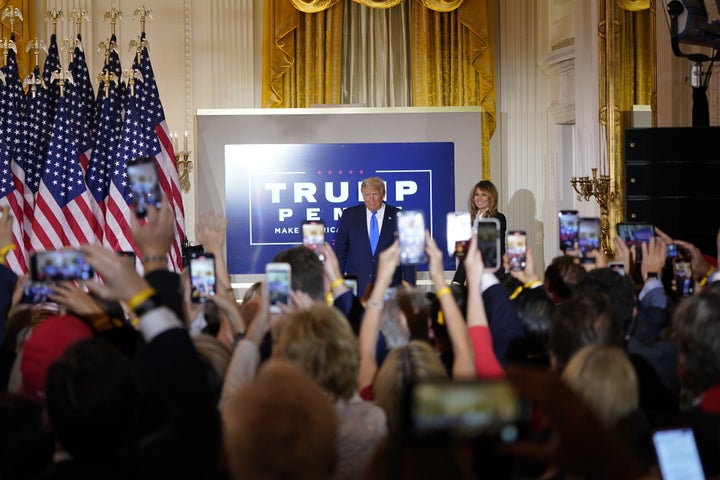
[549,291,625,372]
[45,338,138,460]
[575,268,636,327]
[512,286,555,361]
[673,290,720,394]
[544,255,586,302]
[273,246,324,300]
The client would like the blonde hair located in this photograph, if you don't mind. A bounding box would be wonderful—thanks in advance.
[191,333,232,380]
[273,304,359,401]
[562,345,638,427]
[468,180,499,219]
[361,177,386,197]
[373,340,447,435]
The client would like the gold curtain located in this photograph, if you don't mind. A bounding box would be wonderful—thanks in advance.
[263,0,496,178]
[0,0,34,80]
[410,0,494,179]
[262,0,344,107]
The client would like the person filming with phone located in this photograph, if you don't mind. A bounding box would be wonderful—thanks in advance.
[333,176,415,298]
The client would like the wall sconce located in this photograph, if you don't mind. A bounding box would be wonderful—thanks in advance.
[172,131,192,193]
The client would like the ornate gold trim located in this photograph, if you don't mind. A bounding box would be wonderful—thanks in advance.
[290,0,341,13]
[420,0,463,13]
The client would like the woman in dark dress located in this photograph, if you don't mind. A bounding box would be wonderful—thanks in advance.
[452,180,507,284]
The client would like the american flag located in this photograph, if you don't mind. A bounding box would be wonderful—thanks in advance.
[67,34,95,172]
[30,93,98,250]
[134,37,185,271]
[0,41,28,272]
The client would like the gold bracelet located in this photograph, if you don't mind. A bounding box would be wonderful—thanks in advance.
[509,285,524,300]
[127,288,157,311]
[523,280,542,289]
[141,254,167,264]
[699,266,716,287]
[436,286,452,299]
[330,278,345,290]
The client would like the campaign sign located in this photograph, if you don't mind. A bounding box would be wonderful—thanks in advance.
[225,143,455,274]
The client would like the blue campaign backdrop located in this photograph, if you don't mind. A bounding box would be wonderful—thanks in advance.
[225,142,456,274]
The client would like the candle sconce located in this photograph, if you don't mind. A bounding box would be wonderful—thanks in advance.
[570,168,617,255]
[172,132,192,193]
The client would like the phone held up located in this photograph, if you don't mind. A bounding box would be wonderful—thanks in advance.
[446,211,472,258]
[652,428,705,480]
[266,262,291,314]
[126,156,163,218]
[558,210,579,251]
[302,220,326,261]
[403,378,532,445]
[30,250,94,283]
[476,218,501,272]
[397,210,427,265]
[189,252,217,304]
[506,230,527,272]
[615,222,654,263]
[578,217,601,264]
[673,260,694,297]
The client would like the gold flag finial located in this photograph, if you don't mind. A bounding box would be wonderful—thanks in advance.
[25,38,47,69]
[97,69,118,97]
[104,9,123,37]
[122,68,144,97]
[128,36,149,63]
[50,68,74,97]
[45,10,64,36]
[133,6,153,34]
[0,38,17,66]
[70,9,89,37]
[2,7,24,35]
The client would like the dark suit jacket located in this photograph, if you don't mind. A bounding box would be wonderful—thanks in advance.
[334,203,415,298]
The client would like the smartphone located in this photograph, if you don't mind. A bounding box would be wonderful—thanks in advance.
[126,156,163,218]
[190,253,217,304]
[616,222,654,263]
[446,211,472,258]
[578,218,601,264]
[674,260,694,297]
[666,243,678,259]
[558,210,579,251]
[30,250,94,282]
[343,274,358,297]
[653,428,705,480]
[266,262,291,313]
[21,281,54,304]
[302,220,326,261]
[117,251,136,268]
[404,378,532,445]
[476,218,501,272]
[609,261,626,276]
[397,210,427,265]
[506,230,527,272]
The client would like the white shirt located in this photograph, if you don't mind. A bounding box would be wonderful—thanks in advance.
[366,203,386,237]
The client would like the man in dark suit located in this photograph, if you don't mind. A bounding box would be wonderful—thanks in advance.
[333,177,415,298]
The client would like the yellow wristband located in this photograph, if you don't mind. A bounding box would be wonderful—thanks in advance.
[330,278,346,290]
[0,244,15,257]
[436,286,452,299]
[699,266,716,287]
[127,288,157,311]
[509,285,524,300]
[524,280,542,289]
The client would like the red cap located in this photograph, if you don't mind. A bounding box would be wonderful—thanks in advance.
[21,315,93,403]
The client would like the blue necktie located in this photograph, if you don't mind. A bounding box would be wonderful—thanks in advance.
[370,211,379,254]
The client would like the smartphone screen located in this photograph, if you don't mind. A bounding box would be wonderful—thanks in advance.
[398,210,427,265]
[578,218,600,263]
[30,250,94,282]
[609,261,626,276]
[126,156,163,218]
[616,222,654,263]
[302,220,325,260]
[476,218,500,272]
[404,379,532,445]
[21,281,54,304]
[674,260,694,297]
[446,211,472,258]
[190,253,217,304]
[666,243,678,259]
[507,230,527,271]
[266,262,291,313]
[653,428,705,480]
[558,210,579,251]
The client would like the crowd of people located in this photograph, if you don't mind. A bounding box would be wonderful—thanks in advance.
[0,184,719,479]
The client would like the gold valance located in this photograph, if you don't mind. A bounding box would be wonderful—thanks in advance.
[617,0,649,11]
[289,0,342,13]
[289,0,464,13]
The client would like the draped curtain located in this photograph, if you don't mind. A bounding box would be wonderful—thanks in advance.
[262,0,496,178]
